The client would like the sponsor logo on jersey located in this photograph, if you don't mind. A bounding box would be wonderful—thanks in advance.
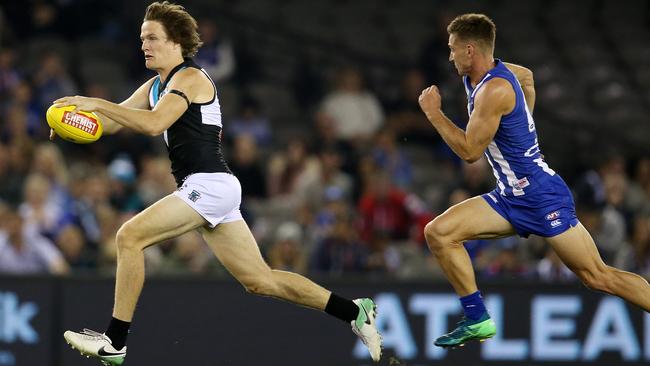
[512,177,530,190]
[546,211,561,221]
[550,219,562,228]
[62,112,98,135]
[188,190,201,202]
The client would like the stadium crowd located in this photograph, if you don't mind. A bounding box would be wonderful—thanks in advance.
[0,1,648,283]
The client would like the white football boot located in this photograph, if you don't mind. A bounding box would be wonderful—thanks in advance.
[351,298,382,362]
[64,328,126,366]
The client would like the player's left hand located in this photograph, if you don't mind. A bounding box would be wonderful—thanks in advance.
[418,85,442,118]
[52,96,100,113]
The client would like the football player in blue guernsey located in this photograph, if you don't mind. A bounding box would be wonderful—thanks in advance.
[53,2,381,365]
[418,13,650,348]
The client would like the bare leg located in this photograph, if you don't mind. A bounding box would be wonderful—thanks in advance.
[113,195,206,321]
[546,223,650,312]
[424,196,515,296]
[202,219,382,361]
[201,220,330,310]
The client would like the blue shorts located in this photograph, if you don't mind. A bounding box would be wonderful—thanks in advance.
[481,175,579,238]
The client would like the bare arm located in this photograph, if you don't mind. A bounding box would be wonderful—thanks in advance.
[418,78,515,163]
[54,68,208,136]
[504,62,535,113]
[97,77,157,134]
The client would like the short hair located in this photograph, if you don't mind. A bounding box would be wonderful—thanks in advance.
[144,1,203,57]
[447,13,496,53]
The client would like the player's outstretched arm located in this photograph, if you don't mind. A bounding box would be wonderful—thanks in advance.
[419,78,514,163]
[97,76,158,134]
[504,62,535,113]
[53,69,201,136]
[49,77,157,141]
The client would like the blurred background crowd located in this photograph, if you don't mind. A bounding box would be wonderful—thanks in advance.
[0,0,648,283]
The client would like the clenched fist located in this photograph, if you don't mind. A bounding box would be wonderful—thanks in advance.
[418,85,442,119]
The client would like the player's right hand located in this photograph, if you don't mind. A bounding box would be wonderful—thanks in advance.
[418,85,442,118]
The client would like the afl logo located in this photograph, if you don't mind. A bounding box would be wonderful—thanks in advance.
[546,211,560,220]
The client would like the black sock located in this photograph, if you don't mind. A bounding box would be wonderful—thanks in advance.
[105,317,130,350]
[324,293,359,323]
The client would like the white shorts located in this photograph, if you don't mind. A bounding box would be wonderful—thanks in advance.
[173,172,243,228]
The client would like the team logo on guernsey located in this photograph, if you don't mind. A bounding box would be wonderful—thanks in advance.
[188,190,201,202]
[546,211,561,221]
[62,111,99,135]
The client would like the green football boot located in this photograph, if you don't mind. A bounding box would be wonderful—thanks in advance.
[434,313,496,348]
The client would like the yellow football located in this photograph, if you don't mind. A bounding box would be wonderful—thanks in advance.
[46,105,103,144]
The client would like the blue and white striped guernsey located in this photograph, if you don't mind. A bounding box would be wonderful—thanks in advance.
[463,59,555,197]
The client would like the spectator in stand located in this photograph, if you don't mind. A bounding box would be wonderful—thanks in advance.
[107,155,143,213]
[481,244,531,280]
[626,157,650,216]
[30,143,72,211]
[537,248,575,282]
[0,207,68,275]
[0,48,21,98]
[2,104,35,142]
[2,80,49,139]
[67,164,107,249]
[320,66,384,145]
[358,171,433,245]
[158,231,214,274]
[19,173,71,240]
[32,52,76,112]
[418,12,455,84]
[296,147,353,214]
[268,221,307,274]
[0,142,26,207]
[227,95,272,147]
[136,156,177,206]
[267,137,319,201]
[27,1,65,37]
[574,170,627,264]
[616,213,650,279]
[456,157,493,197]
[313,186,351,239]
[371,129,412,188]
[385,69,437,146]
[311,111,357,177]
[229,134,267,199]
[636,158,650,197]
[311,209,368,275]
[603,169,635,229]
[194,18,235,83]
[6,81,44,138]
[95,205,121,275]
[55,224,95,273]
